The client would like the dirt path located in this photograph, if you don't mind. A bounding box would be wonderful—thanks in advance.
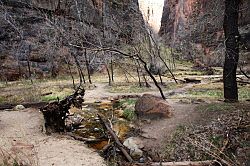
[139,100,198,152]
[0,109,105,166]
[84,82,198,101]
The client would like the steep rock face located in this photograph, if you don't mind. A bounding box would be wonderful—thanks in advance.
[159,0,250,66]
[0,0,145,81]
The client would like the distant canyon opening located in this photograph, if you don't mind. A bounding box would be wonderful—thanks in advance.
[138,0,164,33]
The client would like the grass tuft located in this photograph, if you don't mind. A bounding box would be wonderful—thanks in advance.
[122,108,136,121]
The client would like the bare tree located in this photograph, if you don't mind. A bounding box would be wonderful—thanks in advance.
[83,48,92,84]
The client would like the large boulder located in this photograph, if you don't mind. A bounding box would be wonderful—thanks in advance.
[135,94,173,119]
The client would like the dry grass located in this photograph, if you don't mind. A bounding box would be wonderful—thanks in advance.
[163,102,250,165]
[107,82,152,93]
[0,147,36,166]
[0,78,75,104]
[170,82,250,101]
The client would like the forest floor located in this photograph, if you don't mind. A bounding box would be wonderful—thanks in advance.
[0,62,249,165]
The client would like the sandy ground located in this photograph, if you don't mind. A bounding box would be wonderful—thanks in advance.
[0,109,105,166]
[0,82,205,165]
[139,100,198,151]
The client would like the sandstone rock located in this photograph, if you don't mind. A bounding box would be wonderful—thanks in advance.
[14,105,25,110]
[123,137,143,159]
[0,0,144,80]
[159,0,250,66]
[135,94,173,119]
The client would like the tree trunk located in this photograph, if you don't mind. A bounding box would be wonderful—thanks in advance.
[110,53,114,82]
[157,50,177,84]
[72,53,86,84]
[143,74,150,88]
[84,48,92,84]
[158,69,163,85]
[27,45,33,83]
[65,57,75,89]
[137,56,166,99]
[136,59,142,87]
[223,0,240,102]
[105,64,112,86]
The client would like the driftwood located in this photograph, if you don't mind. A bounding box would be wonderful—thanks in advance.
[0,102,48,110]
[41,92,53,96]
[237,80,250,85]
[98,114,134,162]
[102,142,114,152]
[40,87,85,133]
[211,79,223,83]
[149,160,216,166]
[184,78,201,84]
[175,79,186,83]
[67,132,103,143]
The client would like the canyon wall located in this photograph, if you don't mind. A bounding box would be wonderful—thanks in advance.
[0,0,145,81]
[159,0,250,66]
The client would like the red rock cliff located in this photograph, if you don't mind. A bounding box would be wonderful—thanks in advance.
[0,0,145,81]
[159,0,250,66]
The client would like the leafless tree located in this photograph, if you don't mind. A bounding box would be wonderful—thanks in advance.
[223,0,240,102]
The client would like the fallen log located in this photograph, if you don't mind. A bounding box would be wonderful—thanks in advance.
[41,92,53,96]
[184,78,201,84]
[0,103,15,110]
[0,102,48,110]
[175,79,186,83]
[40,86,85,133]
[67,132,103,143]
[237,80,250,85]
[98,114,133,162]
[150,160,216,166]
[102,142,114,152]
[211,79,223,83]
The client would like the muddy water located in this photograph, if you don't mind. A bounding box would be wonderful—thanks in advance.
[70,99,134,150]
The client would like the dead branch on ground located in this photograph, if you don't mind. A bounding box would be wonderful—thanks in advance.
[149,160,216,166]
[98,114,133,162]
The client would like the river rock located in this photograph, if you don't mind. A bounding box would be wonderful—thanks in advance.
[123,137,143,159]
[14,105,25,110]
[135,94,173,119]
